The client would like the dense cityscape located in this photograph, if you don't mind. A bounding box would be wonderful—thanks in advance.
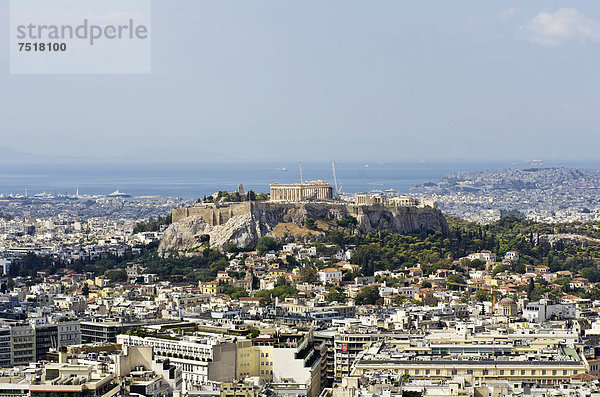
[416,167,600,224]
[0,174,600,397]
[3,1,600,396]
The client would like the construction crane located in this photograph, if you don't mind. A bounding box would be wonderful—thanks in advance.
[446,280,499,311]
[331,161,340,196]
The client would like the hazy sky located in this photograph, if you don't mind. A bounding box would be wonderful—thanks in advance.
[1,1,600,163]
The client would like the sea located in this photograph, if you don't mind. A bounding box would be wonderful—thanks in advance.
[1,161,600,199]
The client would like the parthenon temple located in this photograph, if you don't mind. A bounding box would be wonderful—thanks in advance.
[269,180,333,201]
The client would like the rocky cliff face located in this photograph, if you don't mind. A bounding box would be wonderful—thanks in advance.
[159,203,447,252]
[353,205,448,234]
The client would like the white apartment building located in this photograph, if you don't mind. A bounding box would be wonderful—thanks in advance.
[523,299,576,323]
[318,268,342,284]
[117,333,228,392]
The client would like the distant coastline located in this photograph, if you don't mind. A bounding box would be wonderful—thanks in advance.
[3,161,600,199]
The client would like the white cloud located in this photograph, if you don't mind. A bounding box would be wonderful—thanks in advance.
[520,8,600,46]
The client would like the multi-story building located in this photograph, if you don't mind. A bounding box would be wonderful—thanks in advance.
[318,268,342,284]
[81,321,134,343]
[11,325,35,366]
[28,363,120,397]
[198,280,222,296]
[236,334,328,397]
[0,258,11,276]
[117,333,225,392]
[0,327,11,367]
[118,332,329,397]
[58,321,81,347]
[348,331,588,388]
[352,355,586,387]
[333,332,401,382]
[523,299,576,323]
[313,332,335,388]
[33,324,57,361]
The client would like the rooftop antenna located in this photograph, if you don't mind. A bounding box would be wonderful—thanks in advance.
[299,161,304,184]
[331,161,339,196]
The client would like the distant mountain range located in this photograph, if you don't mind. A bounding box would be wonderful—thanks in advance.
[414,167,600,193]
[0,145,75,163]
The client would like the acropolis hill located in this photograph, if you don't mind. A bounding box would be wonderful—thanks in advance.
[161,197,447,251]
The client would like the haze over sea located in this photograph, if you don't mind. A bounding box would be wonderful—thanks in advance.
[2,161,600,199]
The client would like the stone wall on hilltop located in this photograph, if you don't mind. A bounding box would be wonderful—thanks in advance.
[160,202,447,251]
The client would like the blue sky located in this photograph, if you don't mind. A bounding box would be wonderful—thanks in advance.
[1,1,599,163]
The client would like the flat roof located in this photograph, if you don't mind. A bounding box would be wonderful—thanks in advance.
[359,359,583,366]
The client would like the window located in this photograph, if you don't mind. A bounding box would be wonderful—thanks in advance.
[563,370,567,375]
[482,370,489,376]
[510,370,515,375]
[552,370,557,375]
[436,369,440,375]
[500,370,504,375]
[425,369,430,375]
[531,370,536,375]
[415,369,420,375]
[542,370,546,375]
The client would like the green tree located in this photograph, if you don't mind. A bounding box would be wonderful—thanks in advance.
[246,325,260,338]
[327,229,346,248]
[446,274,465,290]
[475,290,490,302]
[300,267,319,283]
[133,214,172,234]
[355,286,381,305]
[492,265,506,277]
[305,218,317,230]
[221,283,249,299]
[256,237,280,255]
[106,269,127,282]
[581,267,600,283]
[393,295,407,305]
[527,278,535,300]
[286,255,300,268]
[352,245,383,276]
[326,288,347,303]
[336,217,357,229]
